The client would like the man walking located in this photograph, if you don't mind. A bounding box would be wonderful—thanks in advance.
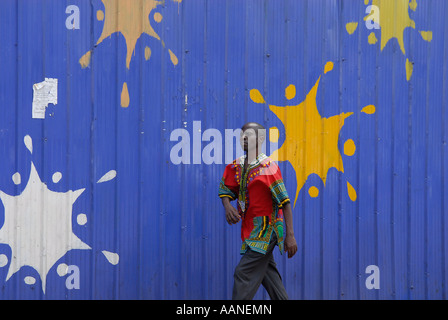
[219,122,297,300]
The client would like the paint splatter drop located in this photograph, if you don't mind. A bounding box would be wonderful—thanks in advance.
[154,12,163,23]
[52,172,62,183]
[406,59,413,81]
[368,32,378,44]
[345,22,358,35]
[24,135,32,154]
[308,186,319,198]
[344,139,356,157]
[102,251,119,265]
[77,213,88,226]
[97,170,117,183]
[145,46,152,61]
[57,263,69,276]
[250,89,266,104]
[324,61,334,74]
[285,85,296,100]
[0,254,8,267]
[361,105,376,114]
[169,49,179,66]
[419,30,432,42]
[12,173,21,185]
[347,181,357,202]
[97,10,104,21]
[79,51,92,69]
[24,276,36,285]
[121,82,130,108]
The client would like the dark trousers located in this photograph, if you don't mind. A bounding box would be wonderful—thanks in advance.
[232,232,288,300]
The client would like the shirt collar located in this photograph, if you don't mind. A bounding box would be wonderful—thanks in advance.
[239,152,268,167]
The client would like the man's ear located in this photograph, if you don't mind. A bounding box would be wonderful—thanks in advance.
[258,129,266,144]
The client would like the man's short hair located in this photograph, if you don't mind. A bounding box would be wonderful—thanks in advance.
[241,122,266,139]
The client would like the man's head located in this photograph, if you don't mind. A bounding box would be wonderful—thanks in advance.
[240,122,266,153]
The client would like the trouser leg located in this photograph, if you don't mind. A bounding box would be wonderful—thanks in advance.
[232,233,287,300]
[232,247,269,300]
[261,254,289,300]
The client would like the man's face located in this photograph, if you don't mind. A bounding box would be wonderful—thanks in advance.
[240,127,258,152]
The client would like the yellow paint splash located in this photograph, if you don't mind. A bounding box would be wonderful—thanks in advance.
[367,0,416,55]
[361,105,376,114]
[80,0,178,70]
[351,0,432,81]
[79,0,180,109]
[121,82,130,108]
[346,22,358,35]
[344,139,356,156]
[251,62,354,206]
[308,186,319,198]
[347,181,357,202]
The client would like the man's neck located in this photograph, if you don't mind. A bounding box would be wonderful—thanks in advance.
[245,149,261,165]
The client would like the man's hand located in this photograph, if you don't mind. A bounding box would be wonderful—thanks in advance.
[222,197,240,225]
[284,234,297,258]
[282,202,297,258]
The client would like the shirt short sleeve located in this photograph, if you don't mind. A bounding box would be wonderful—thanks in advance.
[264,161,290,208]
[218,163,239,201]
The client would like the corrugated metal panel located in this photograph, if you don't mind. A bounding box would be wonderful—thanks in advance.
[0,0,446,299]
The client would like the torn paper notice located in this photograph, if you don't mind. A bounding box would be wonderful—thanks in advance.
[32,78,58,119]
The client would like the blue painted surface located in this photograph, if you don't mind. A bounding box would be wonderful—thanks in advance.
[0,0,446,299]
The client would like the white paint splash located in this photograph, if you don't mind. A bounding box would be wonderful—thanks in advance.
[32,78,58,119]
[0,135,119,293]
[0,162,90,293]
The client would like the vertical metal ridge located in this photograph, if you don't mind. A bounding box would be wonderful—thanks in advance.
[336,0,342,300]
[441,0,448,300]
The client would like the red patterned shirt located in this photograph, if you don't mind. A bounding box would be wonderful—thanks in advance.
[219,153,290,254]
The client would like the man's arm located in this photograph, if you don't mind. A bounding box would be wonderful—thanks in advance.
[282,202,297,258]
[221,197,240,225]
